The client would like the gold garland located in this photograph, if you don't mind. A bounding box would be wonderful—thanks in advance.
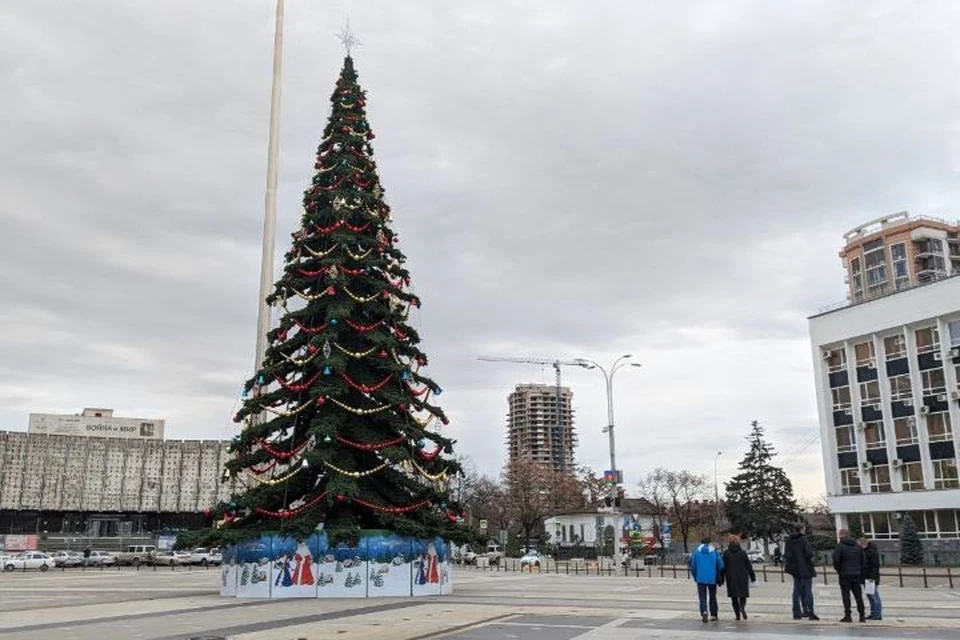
[291,287,332,302]
[324,460,388,478]
[246,464,304,486]
[329,397,392,415]
[333,343,379,358]
[342,286,381,303]
[411,459,448,482]
[344,246,374,261]
[409,412,437,428]
[304,244,338,258]
[281,349,320,367]
[262,398,315,417]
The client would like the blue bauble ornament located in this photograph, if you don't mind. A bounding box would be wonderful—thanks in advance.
[435,387,442,396]
[330,318,339,326]
[229,501,237,509]
[323,365,333,376]
[257,374,265,385]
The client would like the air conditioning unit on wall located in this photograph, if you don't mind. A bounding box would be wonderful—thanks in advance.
[861,461,874,472]
[921,406,930,414]
[892,459,904,468]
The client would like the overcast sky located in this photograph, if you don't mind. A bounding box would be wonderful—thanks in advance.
[3,1,960,502]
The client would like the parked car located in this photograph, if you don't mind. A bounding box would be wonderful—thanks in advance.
[484,543,503,566]
[53,551,83,568]
[519,551,545,568]
[747,550,766,564]
[152,551,186,566]
[456,546,477,565]
[3,552,56,572]
[86,550,117,566]
[115,545,156,566]
[189,547,222,566]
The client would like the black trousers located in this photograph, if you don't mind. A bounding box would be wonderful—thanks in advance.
[839,575,865,616]
[730,597,747,616]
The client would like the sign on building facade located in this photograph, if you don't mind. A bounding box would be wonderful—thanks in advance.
[28,414,165,440]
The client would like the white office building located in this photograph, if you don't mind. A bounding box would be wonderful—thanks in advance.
[810,216,960,556]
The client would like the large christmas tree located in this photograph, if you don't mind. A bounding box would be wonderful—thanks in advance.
[201,56,464,546]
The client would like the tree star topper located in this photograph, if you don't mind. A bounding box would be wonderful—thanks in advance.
[335,19,362,56]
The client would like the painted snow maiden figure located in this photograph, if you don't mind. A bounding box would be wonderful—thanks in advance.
[688,535,725,623]
[274,553,294,587]
[719,535,756,621]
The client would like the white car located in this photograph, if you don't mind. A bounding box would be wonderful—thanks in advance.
[747,550,766,564]
[86,550,117,566]
[53,551,83,567]
[519,551,545,568]
[189,547,222,566]
[3,552,56,572]
[152,551,188,566]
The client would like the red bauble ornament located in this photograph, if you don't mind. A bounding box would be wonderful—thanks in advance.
[317,396,327,405]
[441,416,450,425]
[368,133,376,140]
[308,344,318,354]
[277,330,287,341]
[378,350,388,359]
[203,508,212,517]
[327,286,336,295]
[382,290,390,298]
[398,404,407,411]
[341,126,350,133]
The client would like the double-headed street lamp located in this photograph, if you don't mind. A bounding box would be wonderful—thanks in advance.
[576,354,642,570]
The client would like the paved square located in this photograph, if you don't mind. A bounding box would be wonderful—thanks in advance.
[1,566,959,639]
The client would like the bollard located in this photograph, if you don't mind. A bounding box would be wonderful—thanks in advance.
[672,564,677,579]
[659,563,664,577]
[923,567,928,589]
[780,566,785,583]
[635,565,639,578]
[647,564,652,578]
[898,566,903,588]
[947,567,953,590]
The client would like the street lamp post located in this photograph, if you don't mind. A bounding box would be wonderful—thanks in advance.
[714,451,722,533]
[576,355,642,571]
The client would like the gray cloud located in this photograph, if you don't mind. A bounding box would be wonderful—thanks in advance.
[3,0,959,498]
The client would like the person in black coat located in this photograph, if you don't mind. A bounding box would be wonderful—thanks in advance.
[720,535,756,621]
[833,529,866,623]
[859,538,882,620]
[783,524,819,620]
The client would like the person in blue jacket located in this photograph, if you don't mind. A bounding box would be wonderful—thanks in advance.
[689,535,725,622]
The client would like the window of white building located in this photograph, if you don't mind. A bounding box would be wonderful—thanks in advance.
[927,412,953,443]
[863,421,885,449]
[915,326,940,354]
[884,334,906,359]
[840,468,860,495]
[888,374,913,401]
[836,425,856,453]
[921,368,946,396]
[900,462,924,491]
[859,380,881,404]
[870,465,892,493]
[831,386,852,410]
[893,417,918,445]
[854,341,875,367]
[933,459,959,490]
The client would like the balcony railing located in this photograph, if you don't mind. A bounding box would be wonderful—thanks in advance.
[812,271,960,317]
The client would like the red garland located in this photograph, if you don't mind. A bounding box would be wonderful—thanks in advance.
[315,220,342,234]
[406,383,430,397]
[249,459,278,474]
[347,496,431,514]
[297,267,327,277]
[340,266,365,276]
[345,319,383,333]
[336,434,405,451]
[352,175,373,189]
[256,438,311,460]
[417,446,442,462]
[255,491,329,519]
[316,176,345,192]
[293,319,329,334]
[343,220,371,233]
[276,370,322,393]
[340,371,394,393]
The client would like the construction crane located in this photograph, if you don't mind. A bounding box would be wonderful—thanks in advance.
[477,356,586,472]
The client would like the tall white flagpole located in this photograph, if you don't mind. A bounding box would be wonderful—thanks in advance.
[254,0,285,386]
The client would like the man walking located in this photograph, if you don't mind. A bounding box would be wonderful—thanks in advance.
[783,524,819,620]
[832,529,866,623]
[689,535,725,623]
[859,537,882,620]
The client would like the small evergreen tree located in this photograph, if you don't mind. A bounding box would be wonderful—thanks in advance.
[847,513,864,540]
[724,420,800,546]
[899,513,924,565]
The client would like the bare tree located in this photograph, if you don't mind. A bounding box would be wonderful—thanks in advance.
[636,469,670,551]
[504,459,584,547]
[576,466,606,504]
[464,474,508,539]
[663,470,709,553]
